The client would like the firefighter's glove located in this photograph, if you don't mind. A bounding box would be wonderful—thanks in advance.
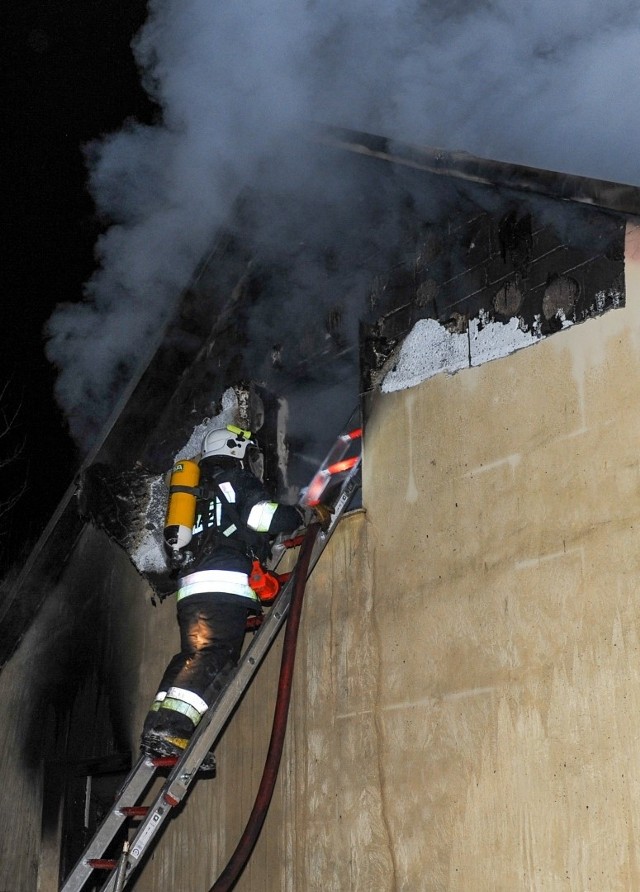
[309,502,333,532]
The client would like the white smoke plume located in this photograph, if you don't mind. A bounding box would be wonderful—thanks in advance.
[46,0,640,447]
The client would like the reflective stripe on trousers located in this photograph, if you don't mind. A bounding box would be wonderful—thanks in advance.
[149,691,167,711]
[177,569,258,602]
[154,686,209,727]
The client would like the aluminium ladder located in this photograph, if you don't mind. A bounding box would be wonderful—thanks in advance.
[61,426,362,892]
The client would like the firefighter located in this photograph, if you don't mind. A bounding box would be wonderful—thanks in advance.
[141,425,328,765]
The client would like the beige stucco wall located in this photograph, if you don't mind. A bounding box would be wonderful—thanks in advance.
[7,218,635,889]
[356,220,640,891]
[128,220,640,890]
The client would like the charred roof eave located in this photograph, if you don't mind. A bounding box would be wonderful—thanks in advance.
[315,126,640,219]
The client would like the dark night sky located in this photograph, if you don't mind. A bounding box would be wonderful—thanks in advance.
[3,2,155,569]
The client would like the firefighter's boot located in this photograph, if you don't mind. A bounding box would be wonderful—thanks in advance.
[141,710,216,773]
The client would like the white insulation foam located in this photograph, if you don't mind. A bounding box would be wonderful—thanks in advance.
[469,316,540,366]
[382,316,543,393]
[174,387,240,461]
[131,388,244,577]
[382,319,468,393]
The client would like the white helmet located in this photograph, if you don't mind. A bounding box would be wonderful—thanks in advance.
[201,425,256,461]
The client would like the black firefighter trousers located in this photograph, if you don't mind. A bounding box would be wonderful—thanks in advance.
[142,595,248,739]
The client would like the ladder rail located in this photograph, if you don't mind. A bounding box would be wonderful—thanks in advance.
[60,418,362,892]
[99,470,361,892]
[60,755,158,892]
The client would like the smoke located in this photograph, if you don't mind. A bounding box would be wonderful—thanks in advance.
[45,0,640,448]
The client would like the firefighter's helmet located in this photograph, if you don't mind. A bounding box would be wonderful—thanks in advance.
[201,425,256,461]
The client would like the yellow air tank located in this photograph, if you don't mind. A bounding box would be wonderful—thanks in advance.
[164,459,201,552]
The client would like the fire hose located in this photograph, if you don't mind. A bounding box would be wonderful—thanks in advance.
[209,522,321,892]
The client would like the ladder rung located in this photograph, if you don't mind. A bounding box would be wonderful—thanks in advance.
[87,859,118,870]
[119,806,149,817]
[281,534,305,548]
[150,756,179,767]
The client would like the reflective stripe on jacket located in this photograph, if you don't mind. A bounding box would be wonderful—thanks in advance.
[177,568,258,602]
[247,500,279,532]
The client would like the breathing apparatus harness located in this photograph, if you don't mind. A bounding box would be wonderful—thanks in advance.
[196,470,271,561]
[163,425,283,602]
